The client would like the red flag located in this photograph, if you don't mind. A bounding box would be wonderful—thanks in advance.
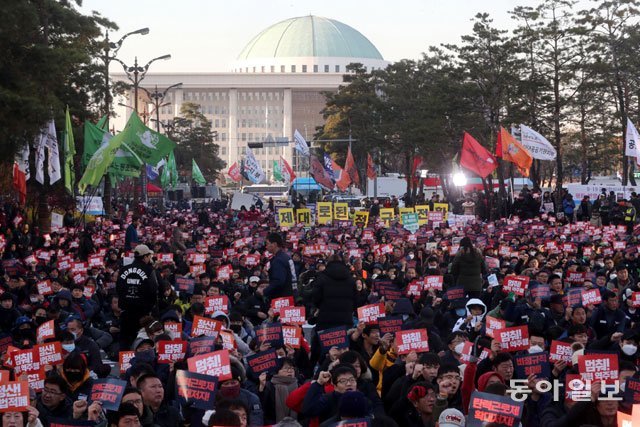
[310,155,335,190]
[411,156,425,184]
[460,132,498,179]
[333,160,351,191]
[495,131,503,158]
[344,146,360,185]
[280,156,296,184]
[228,162,241,182]
[367,154,376,180]
[13,163,26,205]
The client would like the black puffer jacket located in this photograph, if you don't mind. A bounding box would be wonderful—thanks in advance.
[312,260,357,331]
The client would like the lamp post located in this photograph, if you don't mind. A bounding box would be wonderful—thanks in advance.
[114,54,171,205]
[101,27,149,215]
[139,83,182,132]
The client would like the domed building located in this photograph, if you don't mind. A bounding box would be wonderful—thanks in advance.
[114,16,387,185]
[233,15,388,74]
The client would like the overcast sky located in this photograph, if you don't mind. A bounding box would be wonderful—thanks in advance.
[80,0,594,73]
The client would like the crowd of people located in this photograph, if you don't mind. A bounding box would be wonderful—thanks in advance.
[1,188,640,427]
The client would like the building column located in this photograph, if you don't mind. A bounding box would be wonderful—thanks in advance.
[173,89,183,118]
[282,88,293,174]
[228,89,238,170]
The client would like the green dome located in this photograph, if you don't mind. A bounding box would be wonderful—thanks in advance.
[237,15,384,60]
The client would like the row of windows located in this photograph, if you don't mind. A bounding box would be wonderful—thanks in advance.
[238,120,280,129]
[236,146,284,156]
[237,64,342,73]
[239,92,281,101]
[182,92,228,102]
[237,106,281,116]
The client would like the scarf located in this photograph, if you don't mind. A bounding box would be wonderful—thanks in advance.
[271,375,297,422]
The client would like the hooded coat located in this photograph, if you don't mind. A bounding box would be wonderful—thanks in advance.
[452,298,487,333]
[312,260,357,331]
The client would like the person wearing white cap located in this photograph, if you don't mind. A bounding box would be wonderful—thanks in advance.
[116,244,159,350]
[438,408,465,427]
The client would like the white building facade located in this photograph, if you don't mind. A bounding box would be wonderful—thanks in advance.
[113,15,388,182]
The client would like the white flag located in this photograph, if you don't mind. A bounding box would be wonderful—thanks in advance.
[626,119,640,166]
[519,124,557,161]
[243,147,265,184]
[293,129,310,156]
[15,144,30,181]
[35,120,61,184]
[46,120,61,184]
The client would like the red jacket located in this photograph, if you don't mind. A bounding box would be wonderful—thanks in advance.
[286,381,334,427]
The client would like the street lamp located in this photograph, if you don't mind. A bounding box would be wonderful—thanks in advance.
[140,82,182,132]
[101,27,149,215]
[452,172,468,187]
[113,53,172,205]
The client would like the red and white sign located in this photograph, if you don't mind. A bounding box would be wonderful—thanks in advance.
[119,351,135,374]
[496,325,529,352]
[187,350,232,381]
[282,326,302,349]
[485,316,506,339]
[578,353,619,383]
[88,255,104,268]
[157,340,187,364]
[219,331,237,351]
[581,288,602,306]
[0,381,30,412]
[549,340,573,363]
[12,348,41,375]
[83,285,95,299]
[216,265,232,281]
[191,316,223,338]
[37,342,63,366]
[188,253,207,265]
[502,276,529,296]
[159,253,174,263]
[36,320,55,342]
[271,296,294,315]
[190,264,206,277]
[164,321,183,336]
[396,329,429,355]
[280,306,306,325]
[613,241,627,250]
[406,280,422,297]
[632,292,640,308]
[204,295,229,315]
[423,276,444,291]
[245,254,260,266]
[566,271,586,284]
[357,303,385,325]
[37,280,53,296]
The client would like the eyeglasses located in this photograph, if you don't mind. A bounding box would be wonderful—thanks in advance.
[123,398,143,406]
[43,388,64,396]
[280,366,295,372]
[337,377,357,385]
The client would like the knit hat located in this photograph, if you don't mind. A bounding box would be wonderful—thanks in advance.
[477,371,505,392]
[438,408,465,427]
[338,391,369,418]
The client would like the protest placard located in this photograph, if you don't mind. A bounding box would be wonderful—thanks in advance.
[378,316,403,335]
[191,316,223,338]
[357,303,384,325]
[318,326,349,353]
[467,391,524,427]
[187,350,232,381]
[578,353,619,383]
[157,340,187,364]
[514,352,551,379]
[549,340,573,363]
[502,276,529,296]
[175,370,218,410]
[88,378,127,411]
[282,326,302,349]
[271,296,294,315]
[246,349,278,376]
[255,323,284,347]
[396,329,429,355]
[204,295,229,315]
[280,306,306,325]
[496,326,529,352]
[0,381,29,412]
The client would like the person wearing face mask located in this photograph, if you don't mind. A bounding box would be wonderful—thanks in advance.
[215,360,264,426]
[589,329,639,362]
[66,319,107,376]
[452,299,487,337]
[60,352,93,400]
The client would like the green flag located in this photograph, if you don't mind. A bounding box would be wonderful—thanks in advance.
[96,115,108,131]
[124,113,176,166]
[273,159,283,182]
[78,127,125,194]
[192,159,206,185]
[168,150,178,187]
[64,107,76,194]
[160,158,170,189]
[83,121,141,178]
